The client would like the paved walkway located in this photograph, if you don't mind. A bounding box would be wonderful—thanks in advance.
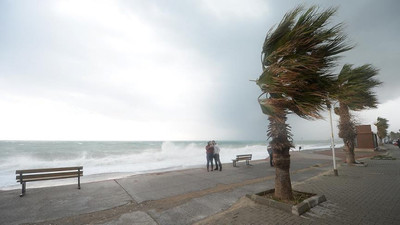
[197,145,400,225]
[0,145,397,225]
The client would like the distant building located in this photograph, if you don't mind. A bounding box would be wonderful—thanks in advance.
[355,125,378,151]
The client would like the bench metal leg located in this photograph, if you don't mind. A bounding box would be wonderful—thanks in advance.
[20,182,26,197]
[78,168,81,189]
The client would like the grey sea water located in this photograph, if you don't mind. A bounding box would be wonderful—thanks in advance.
[0,140,341,189]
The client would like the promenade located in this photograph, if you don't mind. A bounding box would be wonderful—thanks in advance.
[0,145,399,225]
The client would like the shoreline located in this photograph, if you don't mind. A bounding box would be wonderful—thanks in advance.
[1,147,372,191]
[1,145,394,225]
[0,165,206,191]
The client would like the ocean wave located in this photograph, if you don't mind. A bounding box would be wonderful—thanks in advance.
[0,140,340,189]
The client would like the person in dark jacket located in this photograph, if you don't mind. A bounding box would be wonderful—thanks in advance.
[205,141,214,172]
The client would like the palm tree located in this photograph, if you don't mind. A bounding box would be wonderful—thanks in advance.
[375,117,389,145]
[256,6,352,201]
[390,131,400,141]
[333,64,381,164]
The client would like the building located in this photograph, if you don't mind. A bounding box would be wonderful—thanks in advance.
[355,125,378,151]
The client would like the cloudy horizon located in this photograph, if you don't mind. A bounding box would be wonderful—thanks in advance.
[1,0,399,141]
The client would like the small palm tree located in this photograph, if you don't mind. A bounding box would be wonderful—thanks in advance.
[375,117,389,145]
[333,64,381,164]
[256,5,351,201]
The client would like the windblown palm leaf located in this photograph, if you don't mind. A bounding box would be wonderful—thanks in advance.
[375,117,389,144]
[335,64,381,110]
[257,6,352,121]
[333,64,381,163]
[256,5,352,201]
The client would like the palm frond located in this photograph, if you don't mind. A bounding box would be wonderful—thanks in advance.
[375,117,389,139]
[335,64,382,111]
[257,5,352,121]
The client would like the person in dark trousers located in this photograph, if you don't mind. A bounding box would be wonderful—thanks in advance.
[397,138,400,148]
[205,141,214,172]
[267,145,274,167]
[212,140,222,171]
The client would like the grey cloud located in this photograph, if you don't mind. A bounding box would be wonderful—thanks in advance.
[1,0,399,140]
[120,0,400,139]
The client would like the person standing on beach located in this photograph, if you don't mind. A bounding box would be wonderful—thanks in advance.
[212,140,222,171]
[205,141,214,172]
[267,145,274,167]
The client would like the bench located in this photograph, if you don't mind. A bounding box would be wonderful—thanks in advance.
[16,166,83,197]
[232,154,252,167]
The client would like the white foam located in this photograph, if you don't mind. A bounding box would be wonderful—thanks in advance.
[0,141,270,189]
[1,140,342,190]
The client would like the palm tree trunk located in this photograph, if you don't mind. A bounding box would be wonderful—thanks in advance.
[274,152,292,200]
[344,139,356,164]
[268,114,293,201]
[378,138,383,146]
[338,102,357,164]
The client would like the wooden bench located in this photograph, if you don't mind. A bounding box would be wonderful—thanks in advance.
[232,154,252,167]
[16,166,83,197]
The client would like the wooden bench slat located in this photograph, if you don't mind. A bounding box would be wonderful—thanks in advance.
[17,174,81,183]
[16,166,83,174]
[236,156,251,159]
[16,166,83,197]
[16,171,83,181]
[232,154,252,167]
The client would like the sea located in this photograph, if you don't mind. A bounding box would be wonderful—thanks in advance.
[0,140,343,190]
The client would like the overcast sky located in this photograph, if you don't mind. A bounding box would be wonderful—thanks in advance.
[0,0,399,141]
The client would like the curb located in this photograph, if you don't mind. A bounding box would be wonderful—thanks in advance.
[292,194,326,216]
[246,191,327,216]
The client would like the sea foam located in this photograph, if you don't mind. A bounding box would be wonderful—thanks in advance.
[0,140,339,189]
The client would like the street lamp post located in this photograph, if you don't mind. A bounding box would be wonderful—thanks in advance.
[328,102,338,176]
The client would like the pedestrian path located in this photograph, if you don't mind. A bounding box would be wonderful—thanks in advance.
[1,146,394,225]
[197,145,400,225]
